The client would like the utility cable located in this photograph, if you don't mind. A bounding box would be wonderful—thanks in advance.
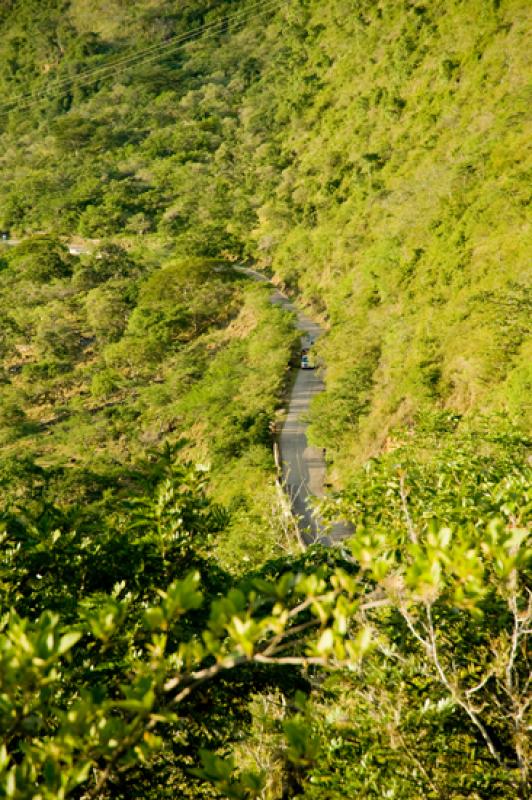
[0,0,287,117]
[1,0,282,110]
[1,2,283,118]
[1,0,277,108]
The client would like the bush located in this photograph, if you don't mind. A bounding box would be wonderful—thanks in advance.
[7,236,73,283]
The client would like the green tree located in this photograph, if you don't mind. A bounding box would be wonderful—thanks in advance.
[7,236,73,284]
[34,302,81,363]
[85,285,129,343]
[73,243,139,289]
[0,394,28,443]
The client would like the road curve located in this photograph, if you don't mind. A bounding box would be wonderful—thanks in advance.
[1,248,349,544]
[236,267,351,545]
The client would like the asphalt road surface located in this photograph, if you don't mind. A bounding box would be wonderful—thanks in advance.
[237,268,352,545]
[1,247,350,545]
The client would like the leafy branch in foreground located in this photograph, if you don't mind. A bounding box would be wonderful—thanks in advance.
[0,565,372,799]
[314,419,531,800]
[1,498,529,798]
[0,420,530,799]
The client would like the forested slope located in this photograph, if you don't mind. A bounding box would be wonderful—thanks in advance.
[1,0,530,473]
[246,0,531,478]
[0,1,530,798]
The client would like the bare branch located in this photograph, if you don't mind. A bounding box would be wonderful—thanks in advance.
[399,473,418,545]
[465,671,494,697]
[424,604,502,764]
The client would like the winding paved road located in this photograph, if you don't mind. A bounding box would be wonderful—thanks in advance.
[1,243,350,545]
[237,267,352,545]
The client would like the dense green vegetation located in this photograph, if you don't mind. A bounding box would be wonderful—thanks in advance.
[0,235,299,567]
[1,0,530,469]
[1,413,529,799]
[0,0,530,797]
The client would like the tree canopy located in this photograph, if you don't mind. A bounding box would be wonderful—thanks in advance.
[0,0,530,797]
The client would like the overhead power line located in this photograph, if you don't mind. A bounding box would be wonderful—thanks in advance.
[0,0,287,117]
[1,0,283,110]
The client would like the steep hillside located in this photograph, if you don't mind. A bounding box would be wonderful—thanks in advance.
[0,2,530,799]
[240,0,531,478]
[1,0,530,479]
